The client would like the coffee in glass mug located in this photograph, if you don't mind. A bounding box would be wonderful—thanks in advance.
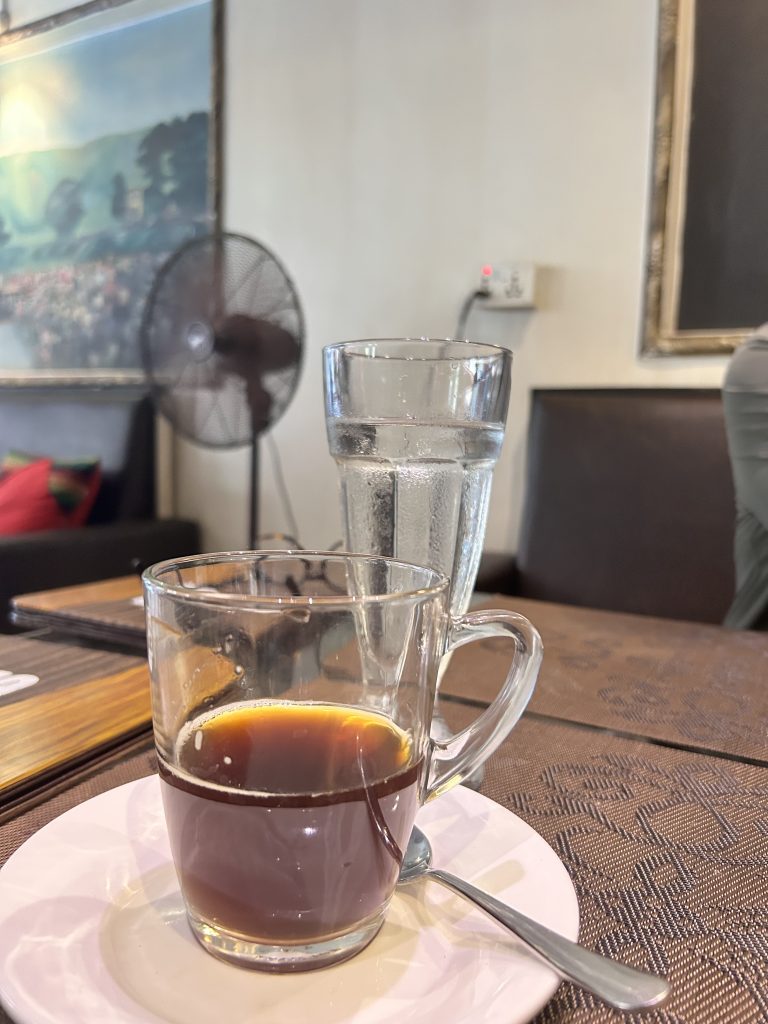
[143,551,541,972]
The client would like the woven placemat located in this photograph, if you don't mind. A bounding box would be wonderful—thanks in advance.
[3,705,768,1022]
[441,596,768,764]
[441,702,768,1024]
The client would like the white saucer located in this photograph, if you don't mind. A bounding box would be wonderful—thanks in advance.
[0,776,578,1024]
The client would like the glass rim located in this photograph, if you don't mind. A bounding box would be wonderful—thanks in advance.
[142,549,450,606]
[323,337,510,362]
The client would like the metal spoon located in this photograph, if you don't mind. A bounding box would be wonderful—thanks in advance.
[399,826,669,1012]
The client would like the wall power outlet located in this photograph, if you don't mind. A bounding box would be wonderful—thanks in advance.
[479,263,536,308]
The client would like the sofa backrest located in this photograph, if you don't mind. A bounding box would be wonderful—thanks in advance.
[515,388,736,624]
[0,387,155,523]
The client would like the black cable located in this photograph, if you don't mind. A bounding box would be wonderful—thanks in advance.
[265,433,300,540]
[455,289,487,339]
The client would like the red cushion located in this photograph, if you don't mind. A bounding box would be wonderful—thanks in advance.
[0,451,102,527]
[0,460,69,536]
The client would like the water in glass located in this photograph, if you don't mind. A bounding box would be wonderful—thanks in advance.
[327,419,503,618]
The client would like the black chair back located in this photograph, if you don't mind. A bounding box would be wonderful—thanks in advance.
[514,388,735,624]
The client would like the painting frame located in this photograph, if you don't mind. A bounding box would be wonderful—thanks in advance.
[0,0,224,387]
[642,0,762,357]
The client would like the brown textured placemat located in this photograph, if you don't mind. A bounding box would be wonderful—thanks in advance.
[440,596,768,764]
[3,704,767,1022]
[441,702,768,1024]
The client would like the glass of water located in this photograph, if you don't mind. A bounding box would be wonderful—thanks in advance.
[323,338,512,738]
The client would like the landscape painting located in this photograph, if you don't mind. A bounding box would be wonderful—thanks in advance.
[0,0,221,381]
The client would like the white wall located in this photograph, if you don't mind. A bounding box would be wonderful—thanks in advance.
[174,0,727,555]
[9,0,729,553]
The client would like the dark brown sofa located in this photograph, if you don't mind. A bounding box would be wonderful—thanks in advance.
[477,388,736,625]
[0,386,201,631]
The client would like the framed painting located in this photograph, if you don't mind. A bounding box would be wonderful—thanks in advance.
[0,0,223,384]
[643,0,768,355]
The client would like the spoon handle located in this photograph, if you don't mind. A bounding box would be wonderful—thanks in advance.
[429,868,669,1011]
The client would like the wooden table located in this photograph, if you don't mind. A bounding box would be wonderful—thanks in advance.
[10,570,341,652]
[2,596,768,1023]
[11,575,146,648]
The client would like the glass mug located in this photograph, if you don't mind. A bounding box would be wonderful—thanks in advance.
[143,551,541,973]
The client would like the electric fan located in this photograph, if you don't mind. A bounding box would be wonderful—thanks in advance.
[139,231,304,546]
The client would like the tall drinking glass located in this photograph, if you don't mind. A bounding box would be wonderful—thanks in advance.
[323,339,510,618]
[323,339,512,748]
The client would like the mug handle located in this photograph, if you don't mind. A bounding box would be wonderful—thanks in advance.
[425,609,542,800]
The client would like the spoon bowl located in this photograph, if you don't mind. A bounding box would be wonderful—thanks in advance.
[399,825,669,1012]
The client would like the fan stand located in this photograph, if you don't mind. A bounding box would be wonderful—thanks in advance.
[249,429,260,549]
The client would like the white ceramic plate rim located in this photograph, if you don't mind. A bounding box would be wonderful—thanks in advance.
[0,776,579,1024]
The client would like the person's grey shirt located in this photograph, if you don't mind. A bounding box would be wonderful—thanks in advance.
[722,326,768,628]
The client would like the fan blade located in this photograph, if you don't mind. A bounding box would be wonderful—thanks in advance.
[140,231,304,448]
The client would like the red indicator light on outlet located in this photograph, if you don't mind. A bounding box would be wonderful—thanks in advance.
[481,264,493,278]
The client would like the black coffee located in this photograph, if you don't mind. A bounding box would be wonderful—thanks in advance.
[159,701,421,945]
